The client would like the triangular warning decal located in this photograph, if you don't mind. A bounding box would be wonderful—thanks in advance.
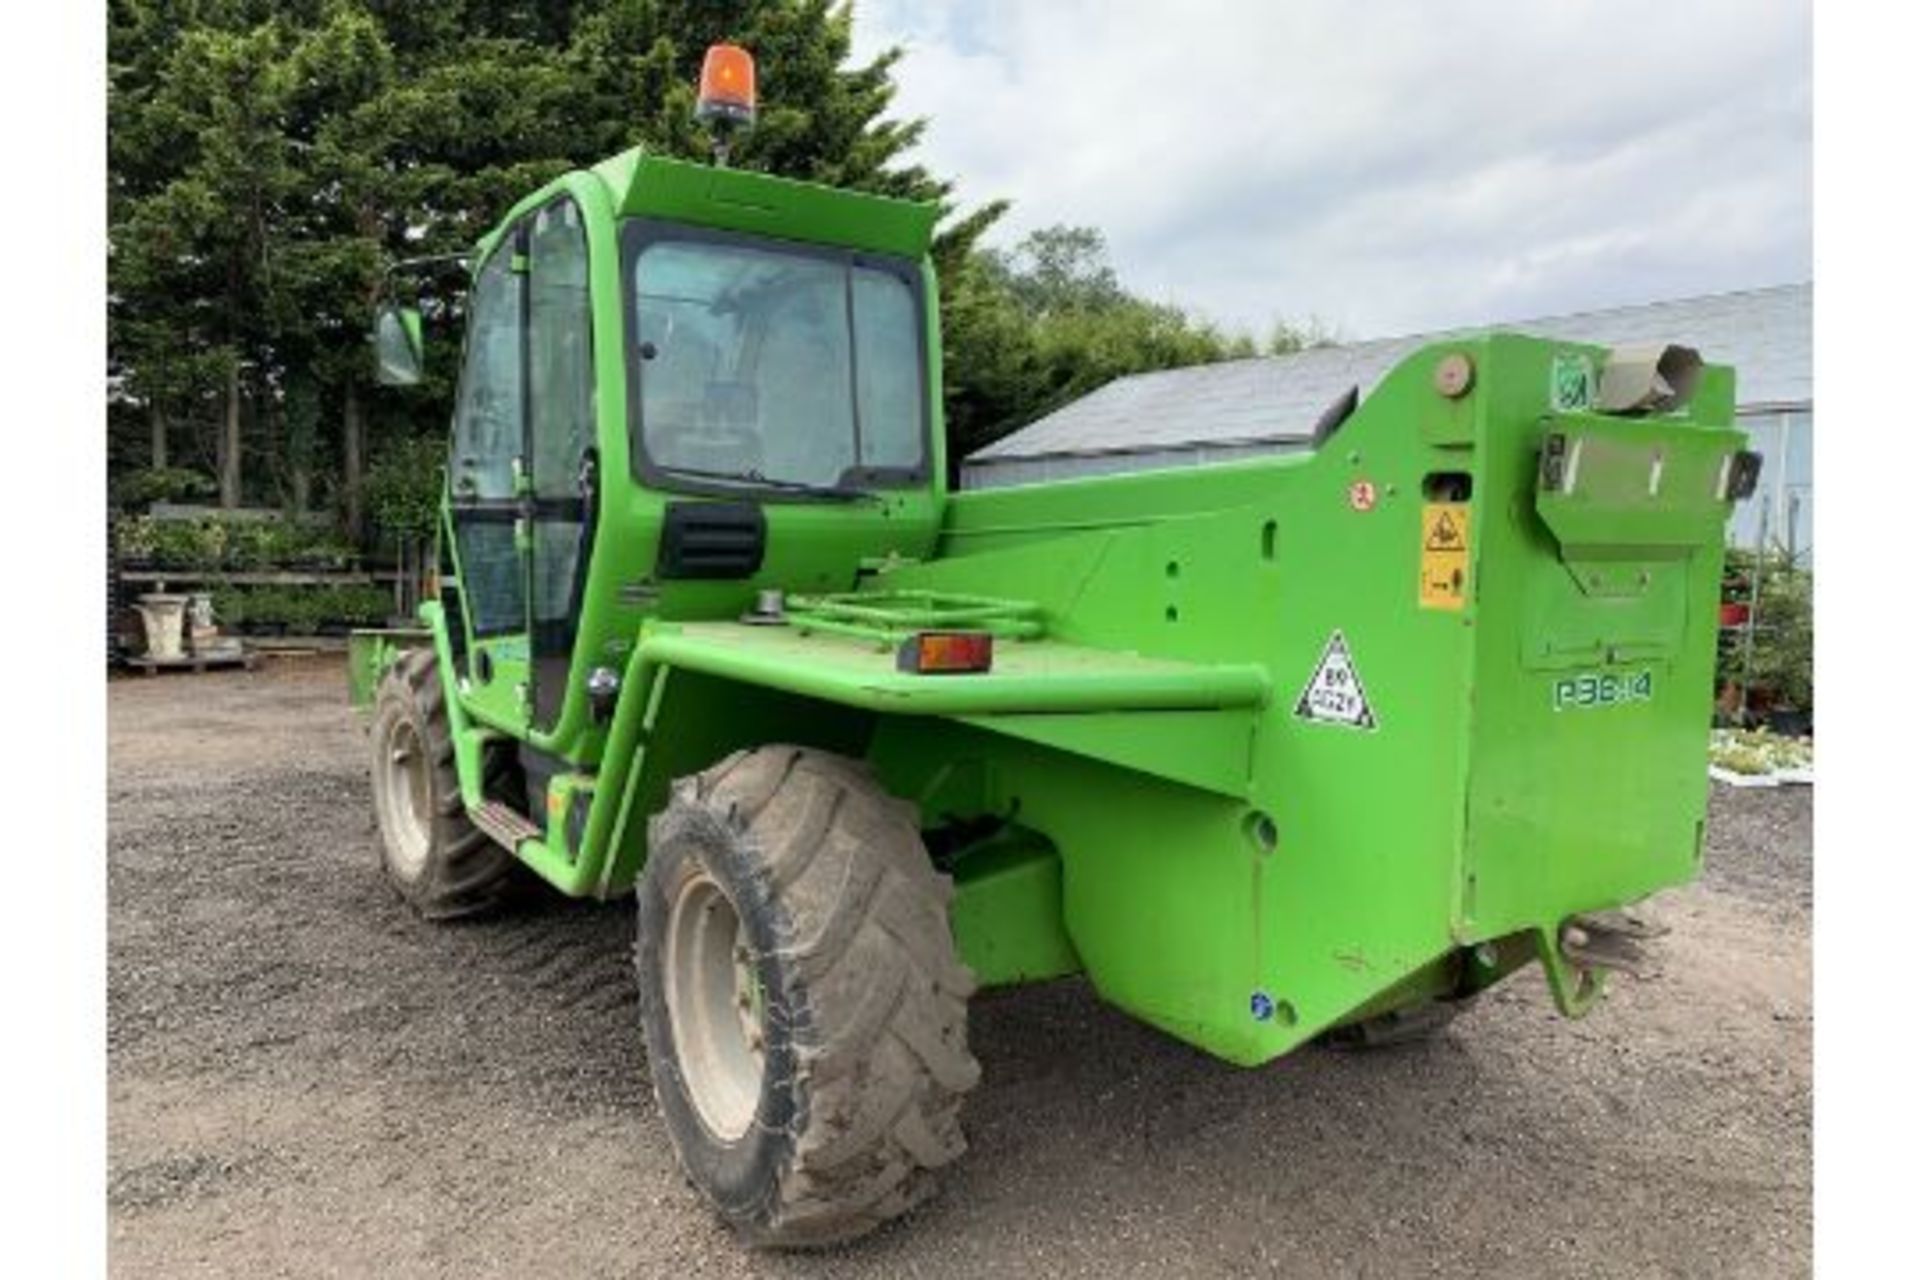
[1426,511,1463,551]
[1294,630,1377,730]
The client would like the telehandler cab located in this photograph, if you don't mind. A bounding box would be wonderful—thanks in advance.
[351,43,1758,1246]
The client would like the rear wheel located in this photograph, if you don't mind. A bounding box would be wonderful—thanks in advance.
[636,745,980,1247]
[369,649,518,919]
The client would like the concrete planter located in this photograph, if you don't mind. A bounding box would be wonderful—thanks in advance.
[134,594,190,660]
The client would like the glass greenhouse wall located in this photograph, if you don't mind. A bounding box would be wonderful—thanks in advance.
[1729,405,1812,567]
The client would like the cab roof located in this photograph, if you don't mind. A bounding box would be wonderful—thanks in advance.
[590,149,938,261]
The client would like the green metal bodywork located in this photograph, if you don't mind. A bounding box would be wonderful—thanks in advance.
[356,147,1746,1069]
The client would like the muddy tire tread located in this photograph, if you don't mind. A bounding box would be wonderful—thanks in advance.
[640,745,979,1247]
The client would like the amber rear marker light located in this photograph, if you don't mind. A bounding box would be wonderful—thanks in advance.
[896,631,994,675]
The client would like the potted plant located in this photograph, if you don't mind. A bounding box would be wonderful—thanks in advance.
[114,515,158,568]
[315,586,353,637]
[247,587,288,637]
[1753,568,1813,735]
[1724,560,1812,734]
[212,588,247,635]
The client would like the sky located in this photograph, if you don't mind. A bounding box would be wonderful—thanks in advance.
[849,0,1811,342]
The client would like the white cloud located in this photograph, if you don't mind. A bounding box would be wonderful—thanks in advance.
[850,0,1810,337]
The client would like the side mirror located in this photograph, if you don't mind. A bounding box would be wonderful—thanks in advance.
[372,305,425,386]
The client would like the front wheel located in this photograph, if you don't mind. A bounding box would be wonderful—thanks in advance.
[635,746,980,1248]
[368,649,518,919]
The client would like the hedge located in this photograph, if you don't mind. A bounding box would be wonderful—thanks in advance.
[210,584,394,633]
[115,513,355,572]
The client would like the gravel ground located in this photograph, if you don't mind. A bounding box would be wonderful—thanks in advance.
[108,661,1811,1278]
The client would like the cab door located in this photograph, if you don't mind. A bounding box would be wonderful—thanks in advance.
[524,197,596,733]
[445,231,529,732]
[445,198,597,737]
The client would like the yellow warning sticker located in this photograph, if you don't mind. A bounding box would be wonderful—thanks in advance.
[1419,502,1470,611]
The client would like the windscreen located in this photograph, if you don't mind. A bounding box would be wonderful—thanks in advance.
[630,235,925,490]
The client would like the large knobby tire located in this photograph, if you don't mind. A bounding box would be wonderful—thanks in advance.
[636,746,981,1248]
[368,649,518,919]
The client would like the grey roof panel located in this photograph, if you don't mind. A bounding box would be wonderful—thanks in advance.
[968,283,1811,464]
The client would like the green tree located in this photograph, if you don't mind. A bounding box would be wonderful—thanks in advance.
[111,7,304,507]
[995,225,1123,314]
[940,224,1269,463]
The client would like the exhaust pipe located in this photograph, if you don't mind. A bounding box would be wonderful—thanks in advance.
[1596,342,1703,415]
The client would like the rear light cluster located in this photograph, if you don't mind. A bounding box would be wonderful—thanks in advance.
[896,630,993,675]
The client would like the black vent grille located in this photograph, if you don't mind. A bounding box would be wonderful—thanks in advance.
[656,502,766,580]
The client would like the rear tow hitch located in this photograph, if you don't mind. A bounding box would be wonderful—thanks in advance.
[1559,909,1668,979]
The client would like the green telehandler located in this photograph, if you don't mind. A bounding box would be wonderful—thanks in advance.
[349,43,1759,1246]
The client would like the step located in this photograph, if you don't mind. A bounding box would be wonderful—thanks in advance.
[470,800,542,850]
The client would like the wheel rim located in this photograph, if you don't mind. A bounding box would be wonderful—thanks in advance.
[663,870,766,1141]
[376,714,432,879]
